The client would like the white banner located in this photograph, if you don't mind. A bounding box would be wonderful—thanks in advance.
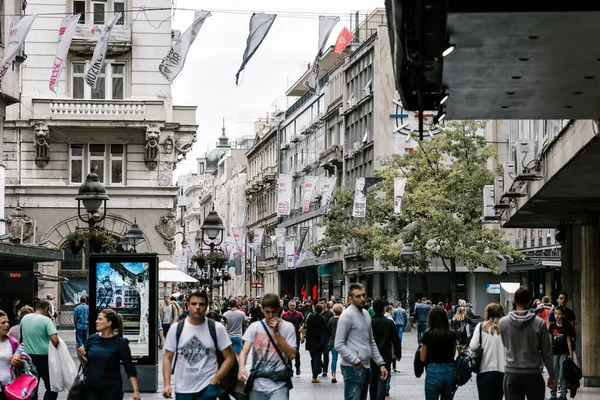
[159,11,211,83]
[304,15,339,93]
[0,15,37,88]
[285,241,295,269]
[352,177,366,218]
[321,176,337,211]
[277,174,293,216]
[394,177,408,216]
[303,176,317,212]
[275,228,286,258]
[85,13,121,89]
[315,226,326,243]
[253,228,265,254]
[50,14,81,93]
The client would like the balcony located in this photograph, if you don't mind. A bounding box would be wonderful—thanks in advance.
[319,144,343,173]
[32,99,165,126]
[263,166,276,182]
[245,180,256,194]
[70,24,132,55]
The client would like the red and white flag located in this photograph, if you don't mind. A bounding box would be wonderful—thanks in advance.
[50,14,81,93]
[334,27,354,53]
[0,15,36,89]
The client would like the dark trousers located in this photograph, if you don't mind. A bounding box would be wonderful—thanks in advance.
[86,385,124,400]
[294,337,301,370]
[30,354,58,400]
[369,361,389,400]
[310,350,323,379]
[503,372,545,400]
[163,323,171,336]
[322,348,330,374]
[477,371,504,400]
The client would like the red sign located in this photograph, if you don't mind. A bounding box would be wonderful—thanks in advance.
[251,283,263,288]
[9,272,22,278]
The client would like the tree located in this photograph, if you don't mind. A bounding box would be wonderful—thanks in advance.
[317,120,518,302]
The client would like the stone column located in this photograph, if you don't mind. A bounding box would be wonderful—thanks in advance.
[580,224,600,387]
[386,271,398,304]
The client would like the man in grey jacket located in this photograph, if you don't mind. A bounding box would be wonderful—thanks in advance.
[334,283,388,400]
[499,287,556,400]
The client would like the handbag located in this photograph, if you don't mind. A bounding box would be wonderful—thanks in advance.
[470,323,484,374]
[4,360,38,400]
[414,345,425,378]
[66,366,87,400]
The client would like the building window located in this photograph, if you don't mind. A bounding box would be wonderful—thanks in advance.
[93,1,105,24]
[70,143,126,184]
[114,1,125,25]
[73,1,86,23]
[72,61,125,99]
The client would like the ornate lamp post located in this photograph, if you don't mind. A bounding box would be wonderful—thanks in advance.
[200,208,225,303]
[75,169,109,228]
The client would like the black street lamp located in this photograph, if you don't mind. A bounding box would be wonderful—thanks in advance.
[200,208,225,303]
[118,219,145,253]
[401,243,415,327]
[76,169,109,228]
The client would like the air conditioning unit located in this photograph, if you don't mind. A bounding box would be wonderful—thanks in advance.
[493,176,509,210]
[280,143,289,151]
[483,184,501,220]
[364,85,371,97]
[515,139,540,181]
[339,104,347,115]
[353,142,361,152]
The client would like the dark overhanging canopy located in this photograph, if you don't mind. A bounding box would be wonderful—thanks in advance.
[385,1,600,122]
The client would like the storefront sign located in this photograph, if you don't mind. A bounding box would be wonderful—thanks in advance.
[486,283,501,294]
[4,271,29,278]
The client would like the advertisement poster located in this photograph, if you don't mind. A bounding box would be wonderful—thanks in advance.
[277,174,292,216]
[303,176,317,212]
[95,261,150,358]
[60,277,89,306]
[394,177,407,216]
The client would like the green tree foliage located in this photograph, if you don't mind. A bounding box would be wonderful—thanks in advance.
[316,120,518,301]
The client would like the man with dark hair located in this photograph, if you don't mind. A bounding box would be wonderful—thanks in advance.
[162,291,234,399]
[370,299,401,399]
[319,298,334,378]
[281,300,304,376]
[20,299,60,400]
[500,287,556,400]
[239,293,297,399]
[335,283,388,400]
[73,295,89,347]
[223,299,247,358]
[159,296,178,336]
[548,291,576,328]
[414,297,431,344]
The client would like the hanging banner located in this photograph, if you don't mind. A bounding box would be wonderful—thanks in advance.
[276,228,286,258]
[334,26,354,53]
[285,241,295,269]
[277,173,293,216]
[352,177,366,218]
[85,13,121,88]
[304,15,340,93]
[0,15,37,88]
[394,177,407,216]
[253,228,265,255]
[303,176,317,212]
[235,13,277,84]
[159,11,211,83]
[321,176,337,211]
[315,226,326,243]
[50,14,81,93]
[294,227,310,267]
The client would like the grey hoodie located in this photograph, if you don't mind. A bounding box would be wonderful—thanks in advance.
[499,310,556,379]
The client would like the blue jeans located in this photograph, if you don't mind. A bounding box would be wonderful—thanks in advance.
[249,387,288,400]
[551,353,568,398]
[76,328,88,348]
[424,363,455,400]
[341,365,371,400]
[176,384,224,400]
[396,325,405,344]
[417,322,428,344]
[331,348,339,375]
[230,336,243,354]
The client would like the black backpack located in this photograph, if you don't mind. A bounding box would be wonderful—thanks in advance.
[453,352,473,387]
[172,318,243,399]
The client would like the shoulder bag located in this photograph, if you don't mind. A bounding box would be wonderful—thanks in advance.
[470,323,484,374]
[260,321,293,387]
[66,366,87,400]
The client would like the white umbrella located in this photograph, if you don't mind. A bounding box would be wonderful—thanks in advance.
[159,260,198,283]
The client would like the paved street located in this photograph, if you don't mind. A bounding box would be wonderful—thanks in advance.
[41,328,600,400]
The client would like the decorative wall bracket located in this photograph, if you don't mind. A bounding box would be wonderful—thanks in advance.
[155,208,177,254]
[6,207,35,243]
[175,136,196,160]
[32,122,50,168]
[161,137,174,154]
[144,123,160,170]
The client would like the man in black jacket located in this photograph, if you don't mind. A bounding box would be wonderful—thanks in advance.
[370,299,402,399]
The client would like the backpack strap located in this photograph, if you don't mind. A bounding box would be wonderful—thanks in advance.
[171,319,186,374]
[207,318,220,357]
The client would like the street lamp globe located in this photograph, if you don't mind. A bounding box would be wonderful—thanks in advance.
[75,169,109,226]
[126,219,145,251]
[201,208,225,242]
[401,244,415,261]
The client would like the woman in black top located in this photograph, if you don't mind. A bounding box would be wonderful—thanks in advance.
[305,303,327,383]
[420,306,457,400]
[77,309,140,400]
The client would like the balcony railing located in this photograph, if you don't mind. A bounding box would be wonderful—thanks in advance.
[71,24,132,55]
[32,99,165,121]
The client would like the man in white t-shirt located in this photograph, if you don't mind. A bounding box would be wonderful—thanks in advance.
[223,299,247,358]
[162,291,235,399]
[239,293,297,399]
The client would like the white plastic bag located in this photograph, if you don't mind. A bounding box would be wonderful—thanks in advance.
[48,337,77,392]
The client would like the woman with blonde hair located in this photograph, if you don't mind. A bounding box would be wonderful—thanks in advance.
[469,303,506,400]
[7,305,34,342]
[325,303,344,383]
[77,309,140,400]
[452,306,472,352]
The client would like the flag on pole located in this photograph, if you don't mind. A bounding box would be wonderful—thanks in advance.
[0,15,37,89]
[85,13,121,88]
[304,15,340,93]
[159,11,211,83]
[394,177,407,216]
[50,14,81,93]
[294,227,310,267]
[333,27,354,53]
[235,13,277,85]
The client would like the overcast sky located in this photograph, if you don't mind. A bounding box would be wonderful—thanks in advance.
[170,0,384,178]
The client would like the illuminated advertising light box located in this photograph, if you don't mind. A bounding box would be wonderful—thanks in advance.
[486,283,501,294]
[89,253,158,392]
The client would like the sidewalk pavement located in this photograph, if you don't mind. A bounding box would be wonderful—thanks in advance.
[39,327,600,400]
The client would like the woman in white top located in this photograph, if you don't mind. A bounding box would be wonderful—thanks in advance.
[469,303,506,400]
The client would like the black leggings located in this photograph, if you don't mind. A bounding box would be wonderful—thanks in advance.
[86,385,124,400]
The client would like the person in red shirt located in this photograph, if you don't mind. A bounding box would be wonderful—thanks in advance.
[281,300,305,376]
